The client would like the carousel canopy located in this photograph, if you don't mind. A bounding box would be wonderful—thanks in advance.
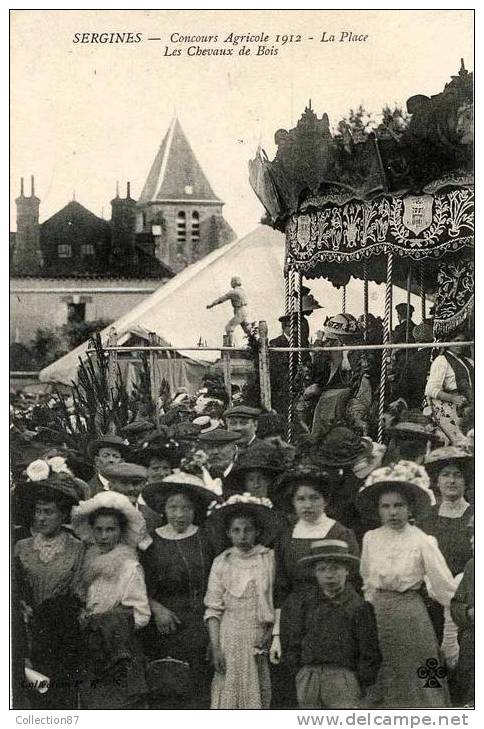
[249,62,474,334]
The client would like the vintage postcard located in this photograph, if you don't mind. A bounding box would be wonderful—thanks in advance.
[10,8,475,724]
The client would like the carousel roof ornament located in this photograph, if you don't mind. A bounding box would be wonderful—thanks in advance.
[249,63,473,231]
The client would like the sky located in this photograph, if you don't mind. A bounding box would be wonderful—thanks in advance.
[10,9,473,237]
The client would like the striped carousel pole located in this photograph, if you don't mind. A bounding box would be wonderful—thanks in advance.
[296,271,303,367]
[363,259,369,343]
[377,252,393,443]
[287,269,296,442]
[420,262,426,322]
[341,284,347,314]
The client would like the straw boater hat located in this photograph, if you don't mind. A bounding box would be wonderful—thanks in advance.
[71,491,148,549]
[424,446,473,482]
[298,539,360,570]
[87,434,129,461]
[223,440,284,494]
[141,472,217,524]
[356,460,435,519]
[206,493,286,547]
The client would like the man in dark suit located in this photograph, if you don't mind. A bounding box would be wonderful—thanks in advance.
[392,303,416,344]
[87,434,129,496]
[269,315,292,418]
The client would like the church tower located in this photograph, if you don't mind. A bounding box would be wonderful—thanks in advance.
[13,176,42,274]
[136,117,235,273]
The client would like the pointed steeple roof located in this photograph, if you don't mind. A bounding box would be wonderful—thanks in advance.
[138,117,222,205]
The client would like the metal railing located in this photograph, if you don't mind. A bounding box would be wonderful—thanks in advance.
[84,321,473,443]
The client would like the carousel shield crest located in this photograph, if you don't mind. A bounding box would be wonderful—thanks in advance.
[296,215,311,250]
[402,195,433,235]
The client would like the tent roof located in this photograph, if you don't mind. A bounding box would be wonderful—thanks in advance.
[40,225,423,385]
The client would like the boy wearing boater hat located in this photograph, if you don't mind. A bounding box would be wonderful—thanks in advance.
[282,540,381,709]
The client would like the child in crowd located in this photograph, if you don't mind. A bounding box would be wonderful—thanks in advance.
[282,539,381,709]
[204,498,276,709]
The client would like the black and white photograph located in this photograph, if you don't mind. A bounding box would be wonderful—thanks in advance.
[9,8,475,719]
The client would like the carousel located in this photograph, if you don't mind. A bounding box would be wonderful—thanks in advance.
[249,61,474,441]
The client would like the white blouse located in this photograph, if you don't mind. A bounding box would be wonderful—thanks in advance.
[292,513,336,539]
[360,524,455,607]
[425,355,457,400]
[84,545,151,628]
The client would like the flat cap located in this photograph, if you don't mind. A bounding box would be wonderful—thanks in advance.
[102,462,148,482]
[198,428,242,443]
[223,405,261,419]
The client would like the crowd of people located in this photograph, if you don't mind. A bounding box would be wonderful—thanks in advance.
[10,303,474,711]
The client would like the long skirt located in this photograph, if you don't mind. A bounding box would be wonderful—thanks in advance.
[211,583,271,709]
[372,590,450,708]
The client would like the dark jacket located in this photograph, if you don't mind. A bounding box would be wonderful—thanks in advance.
[392,319,416,345]
[282,584,381,689]
[88,473,108,497]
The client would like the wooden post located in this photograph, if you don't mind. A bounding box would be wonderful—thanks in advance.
[148,332,160,425]
[106,327,118,414]
[258,320,272,411]
[222,334,232,407]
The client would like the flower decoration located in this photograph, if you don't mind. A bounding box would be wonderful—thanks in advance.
[25,456,72,482]
[207,492,273,516]
[364,460,431,491]
[26,460,50,482]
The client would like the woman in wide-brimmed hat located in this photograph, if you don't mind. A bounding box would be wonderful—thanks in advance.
[223,440,284,498]
[305,314,372,438]
[14,461,85,709]
[418,446,474,662]
[72,491,151,709]
[297,426,385,543]
[357,461,456,708]
[204,495,278,708]
[269,462,359,707]
[420,446,473,575]
[139,472,217,708]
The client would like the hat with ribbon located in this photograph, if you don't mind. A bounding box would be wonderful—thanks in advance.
[298,539,360,569]
[356,460,435,519]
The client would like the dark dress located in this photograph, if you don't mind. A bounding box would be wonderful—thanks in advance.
[272,520,359,708]
[418,504,473,647]
[450,558,474,705]
[14,532,84,709]
[140,528,214,708]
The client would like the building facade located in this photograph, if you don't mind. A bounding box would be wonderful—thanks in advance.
[10,118,236,345]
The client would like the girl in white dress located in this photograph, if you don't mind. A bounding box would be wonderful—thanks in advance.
[356,462,456,708]
[204,497,276,709]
